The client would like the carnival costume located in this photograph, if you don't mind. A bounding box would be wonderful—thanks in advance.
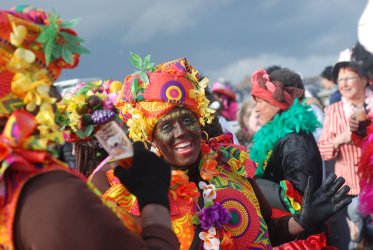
[108,57,286,249]
[249,69,334,249]
[99,56,352,249]
[0,7,138,249]
[250,68,322,215]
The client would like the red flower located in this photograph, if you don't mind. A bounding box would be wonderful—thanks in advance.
[201,143,210,154]
[220,231,234,250]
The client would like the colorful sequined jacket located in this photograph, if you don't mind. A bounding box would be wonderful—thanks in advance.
[104,139,273,249]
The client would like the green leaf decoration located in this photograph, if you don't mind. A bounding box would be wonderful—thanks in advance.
[86,82,96,88]
[75,129,86,139]
[65,43,90,54]
[146,63,155,72]
[52,44,61,59]
[36,26,57,43]
[134,95,145,102]
[143,54,151,67]
[139,71,149,84]
[84,124,94,137]
[44,39,55,65]
[113,115,122,124]
[60,18,80,29]
[55,110,70,126]
[131,78,139,96]
[75,86,89,96]
[129,52,142,69]
[191,214,200,225]
[92,103,103,111]
[61,45,74,65]
[204,201,214,208]
[60,31,85,43]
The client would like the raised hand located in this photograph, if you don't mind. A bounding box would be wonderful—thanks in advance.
[294,173,352,231]
[114,142,171,211]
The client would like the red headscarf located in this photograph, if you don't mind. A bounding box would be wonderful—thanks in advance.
[251,69,304,110]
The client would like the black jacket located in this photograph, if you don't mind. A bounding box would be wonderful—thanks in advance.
[261,131,323,195]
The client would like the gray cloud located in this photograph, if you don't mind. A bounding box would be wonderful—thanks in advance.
[0,0,367,84]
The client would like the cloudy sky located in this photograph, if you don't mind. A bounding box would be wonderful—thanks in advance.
[2,0,368,85]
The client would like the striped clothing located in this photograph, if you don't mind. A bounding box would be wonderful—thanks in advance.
[318,101,360,195]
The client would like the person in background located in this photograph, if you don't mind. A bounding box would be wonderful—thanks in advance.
[235,99,261,147]
[249,68,331,247]
[0,6,178,249]
[93,56,351,249]
[320,65,341,106]
[211,81,240,144]
[304,84,325,142]
[266,65,282,74]
[345,41,373,249]
[318,48,372,250]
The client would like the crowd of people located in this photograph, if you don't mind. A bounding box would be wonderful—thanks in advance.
[1,3,372,250]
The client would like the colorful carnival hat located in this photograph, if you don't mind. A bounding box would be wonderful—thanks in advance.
[116,53,214,142]
[56,80,123,142]
[0,5,88,149]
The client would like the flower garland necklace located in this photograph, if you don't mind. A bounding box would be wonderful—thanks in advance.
[169,144,232,250]
[341,87,373,120]
[250,99,320,177]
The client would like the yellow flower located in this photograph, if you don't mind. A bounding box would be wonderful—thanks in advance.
[10,23,27,47]
[11,72,34,96]
[96,92,107,100]
[23,83,55,112]
[68,112,81,132]
[109,81,123,93]
[7,48,36,72]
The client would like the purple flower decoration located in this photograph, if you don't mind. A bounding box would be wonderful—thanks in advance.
[198,202,232,230]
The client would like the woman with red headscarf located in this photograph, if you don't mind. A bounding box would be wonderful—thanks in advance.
[249,68,330,246]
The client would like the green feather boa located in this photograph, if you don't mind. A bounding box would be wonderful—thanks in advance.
[250,99,321,177]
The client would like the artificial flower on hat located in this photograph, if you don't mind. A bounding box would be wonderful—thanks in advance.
[56,80,124,142]
[116,52,215,142]
[0,5,88,151]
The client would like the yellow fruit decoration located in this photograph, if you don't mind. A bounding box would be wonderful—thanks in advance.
[109,80,123,93]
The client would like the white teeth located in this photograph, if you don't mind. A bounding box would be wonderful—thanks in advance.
[175,142,191,149]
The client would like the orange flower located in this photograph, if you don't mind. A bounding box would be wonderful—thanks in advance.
[175,182,200,203]
[170,170,189,189]
[220,231,234,250]
[200,158,219,180]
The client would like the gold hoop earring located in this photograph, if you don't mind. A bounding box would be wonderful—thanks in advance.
[201,130,209,143]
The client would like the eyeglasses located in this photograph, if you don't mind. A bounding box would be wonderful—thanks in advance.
[337,76,358,84]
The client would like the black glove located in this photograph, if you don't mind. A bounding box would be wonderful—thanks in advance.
[114,142,171,211]
[294,173,352,231]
